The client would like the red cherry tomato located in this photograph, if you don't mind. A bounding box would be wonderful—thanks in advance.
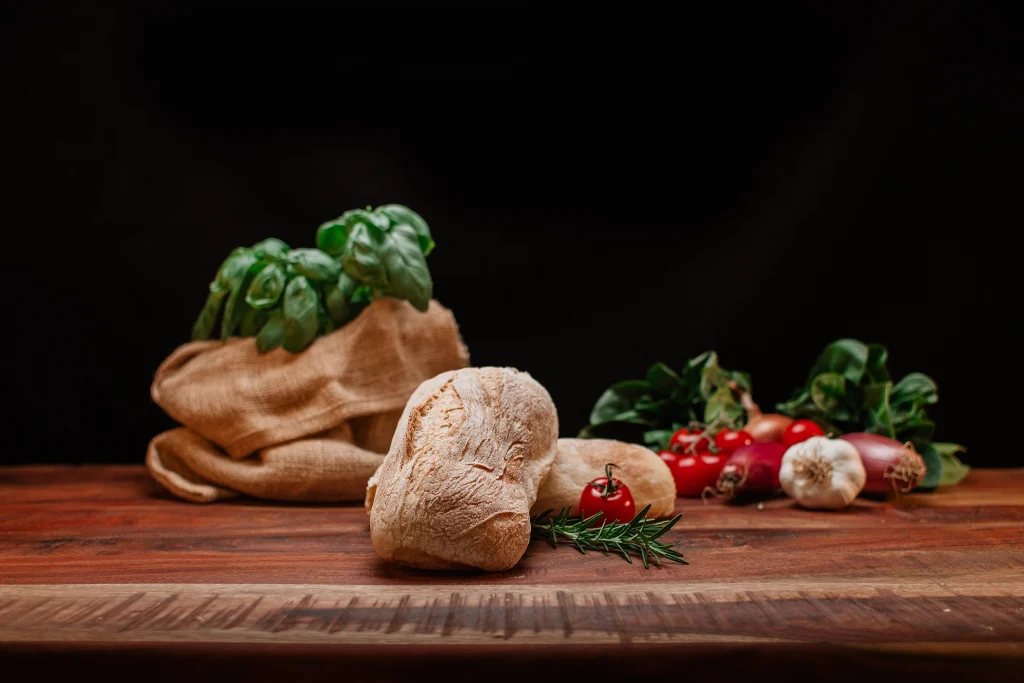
[669,428,711,454]
[578,463,636,523]
[698,452,727,483]
[714,429,753,455]
[781,419,825,447]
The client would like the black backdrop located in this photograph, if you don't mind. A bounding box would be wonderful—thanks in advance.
[5,5,1017,466]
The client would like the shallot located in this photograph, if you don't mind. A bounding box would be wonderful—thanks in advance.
[839,432,926,496]
[779,436,866,510]
[710,441,786,500]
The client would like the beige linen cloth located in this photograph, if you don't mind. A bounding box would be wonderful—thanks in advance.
[146,297,469,503]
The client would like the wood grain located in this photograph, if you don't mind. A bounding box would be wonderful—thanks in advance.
[1,466,1022,681]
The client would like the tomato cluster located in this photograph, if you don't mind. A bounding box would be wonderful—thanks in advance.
[660,419,824,497]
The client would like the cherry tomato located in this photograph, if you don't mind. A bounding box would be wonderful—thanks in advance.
[578,463,636,523]
[669,428,711,455]
[714,429,753,455]
[781,419,825,447]
[698,452,727,483]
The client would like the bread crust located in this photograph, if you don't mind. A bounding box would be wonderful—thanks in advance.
[531,438,677,519]
[368,367,558,571]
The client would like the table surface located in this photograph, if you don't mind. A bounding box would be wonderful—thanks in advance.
[1,466,1022,682]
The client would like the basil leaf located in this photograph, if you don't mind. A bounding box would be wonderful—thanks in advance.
[807,338,868,385]
[220,253,262,340]
[239,306,268,337]
[251,238,290,261]
[287,248,341,282]
[191,289,228,341]
[282,275,319,353]
[891,372,938,409]
[862,382,896,438]
[916,442,943,489]
[934,443,969,486]
[589,380,653,424]
[646,362,683,394]
[378,224,433,312]
[316,219,350,257]
[317,298,335,336]
[246,263,287,310]
[376,204,435,256]
[865,343,890,383]
[342,221,389,289]
[810,372,846,413]
[255,309,285,352]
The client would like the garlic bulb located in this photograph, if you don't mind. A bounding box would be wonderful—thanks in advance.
[779,436,866,510]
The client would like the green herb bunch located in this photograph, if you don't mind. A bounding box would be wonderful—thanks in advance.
[191,204,434,353]
[578,351,753,451]
[531,505,687,568]
[776,338,968,488]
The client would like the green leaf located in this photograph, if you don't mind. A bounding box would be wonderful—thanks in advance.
[316,219,350,257]
[255,309,285,352]
[896,417,936,445]
[704,384,743,426]
[646,363,682,394]
[191,290,227,341]
[933,443,969,486]
[589,380,653,425]
[862,382,896,438]
[239,306,268,337]
[246,263,287,310]
[376,204,435,256]
[282,276,319,353]
[891,372,938,409]
[251,238,290,260]
[916,442,943,489]
[220,253,262,339]
[643,429,674,451]
[810,372,846,413]
[699,354,730,401]
[776,390,809,415]
[341,221,389,289]
[730,370,752,393]
[287,248,341,282]
[378,224,433,312]
[807,338,868,386]
[865,343,890,383]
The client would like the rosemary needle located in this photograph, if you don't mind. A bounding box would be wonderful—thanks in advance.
[530,504,688,569]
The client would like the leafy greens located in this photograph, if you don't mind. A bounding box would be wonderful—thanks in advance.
[578,352,753,451]
[776,338,968,488]
[191,204,434,353]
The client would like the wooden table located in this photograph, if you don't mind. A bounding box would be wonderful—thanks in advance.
[1,466,1021,681]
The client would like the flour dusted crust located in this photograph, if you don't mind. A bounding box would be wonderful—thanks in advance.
[368,367,559,571]
[531,438,677,519]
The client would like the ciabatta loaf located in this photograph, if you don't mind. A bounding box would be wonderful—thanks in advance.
[369,367,558,571]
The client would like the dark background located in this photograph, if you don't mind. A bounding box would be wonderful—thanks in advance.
[5,4,1017,466]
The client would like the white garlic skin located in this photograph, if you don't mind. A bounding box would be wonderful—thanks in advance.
[779,436,866,510]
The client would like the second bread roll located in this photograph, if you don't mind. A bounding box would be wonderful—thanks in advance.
[531,438,676,519]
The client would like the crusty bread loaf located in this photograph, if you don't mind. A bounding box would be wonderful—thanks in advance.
[368,367,559,571]
[531,438,677,519]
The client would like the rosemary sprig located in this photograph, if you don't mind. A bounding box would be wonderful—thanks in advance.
[530,504,688,569]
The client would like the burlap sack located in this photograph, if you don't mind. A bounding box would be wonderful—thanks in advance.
[146,297,470,503]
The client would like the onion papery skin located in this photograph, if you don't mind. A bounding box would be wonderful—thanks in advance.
[840,432,926,496]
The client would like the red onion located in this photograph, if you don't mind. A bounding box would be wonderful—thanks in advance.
[839,432,926,495]
[712,441,787,499]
